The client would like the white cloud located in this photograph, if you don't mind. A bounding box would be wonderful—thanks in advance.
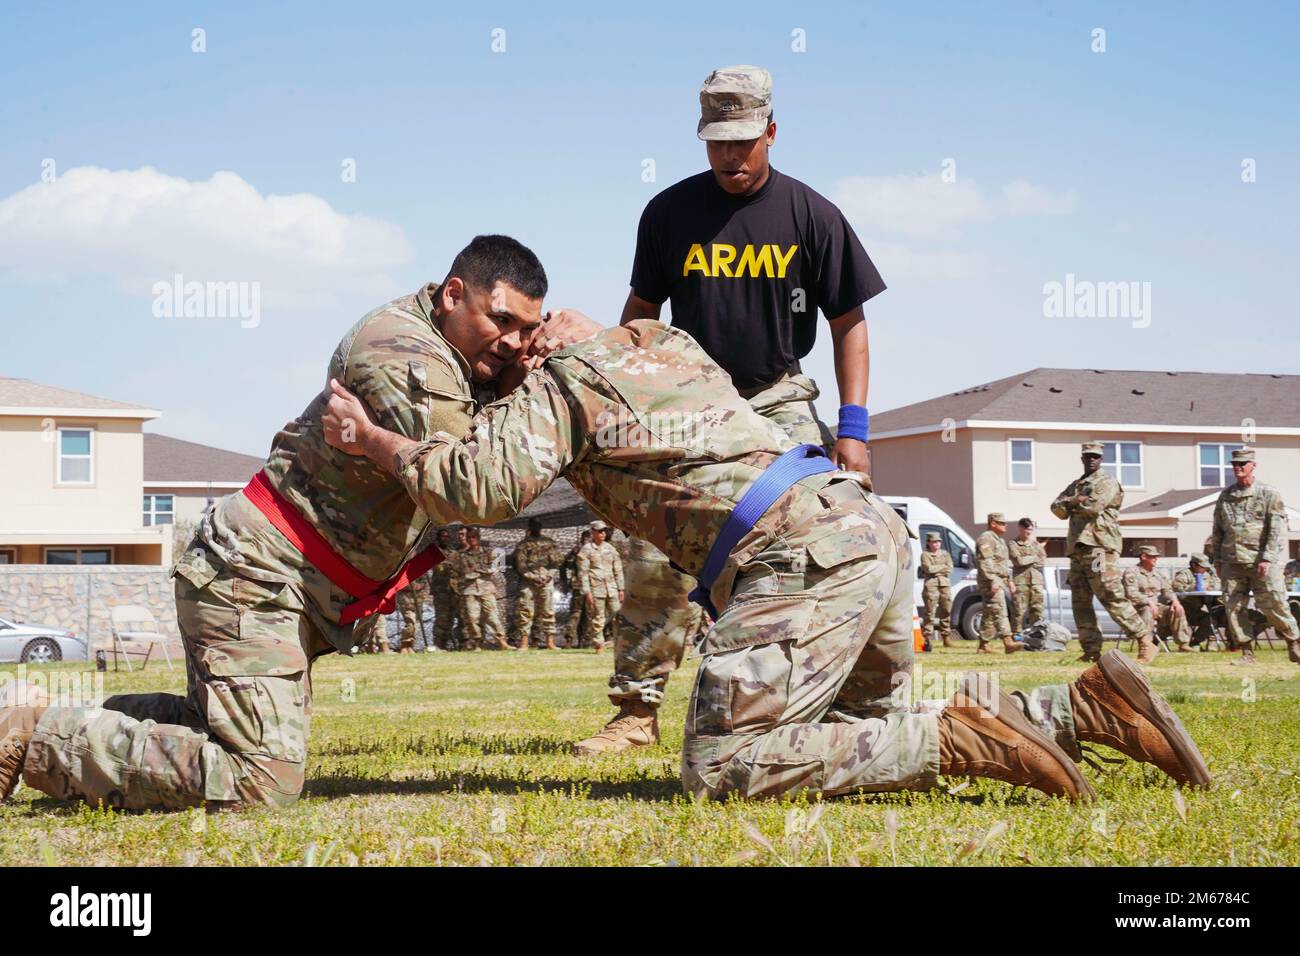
[0,166,414,308]
[832,174,1077,241]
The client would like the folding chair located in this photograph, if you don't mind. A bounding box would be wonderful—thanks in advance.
[108,605,176,672]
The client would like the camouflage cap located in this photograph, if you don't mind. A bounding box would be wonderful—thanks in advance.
[1137,544,1160,557]
[589,520,609,532]
[1081,441,1105,457]
[697,65,772,141]
[925,532,941,542]
[988,512,1006,524]
[1230,446,1256,464]
[1190,552,1211,567]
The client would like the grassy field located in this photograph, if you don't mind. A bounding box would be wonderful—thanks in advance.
[2,644,1297,866]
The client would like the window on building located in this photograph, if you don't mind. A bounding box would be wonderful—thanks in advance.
[0,549,14,565]
[1100,441,1142,487]
[45,548,112,565]
[1198,443,1244,488]
[58,428,93,483]
[143,494,175,526]
[1008,438,1034,486]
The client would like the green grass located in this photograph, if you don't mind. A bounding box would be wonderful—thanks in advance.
[2,645,1298,866]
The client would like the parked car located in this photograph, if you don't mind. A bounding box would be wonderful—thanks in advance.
[0,616,89,663]
[880,496,981,639]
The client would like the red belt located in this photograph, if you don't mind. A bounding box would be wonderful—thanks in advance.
[242,470,444,626]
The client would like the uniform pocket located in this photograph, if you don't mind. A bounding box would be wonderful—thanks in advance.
[199,633,308,762]
[172,546,222,590]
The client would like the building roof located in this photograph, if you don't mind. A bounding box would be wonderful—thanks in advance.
[143,433,264,483]
[871,368,1300,434]
[0,376,159,418]
[1120,488,1220,518]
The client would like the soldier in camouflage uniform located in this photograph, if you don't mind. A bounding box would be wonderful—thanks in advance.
[577,522,624,653]
[975,513,1021,654]
[396,574,431,653]
[561,531,592,647]
[1172,553,1222,649]
[429,527,461,650]
[1008,517,1047,631]
[0,235,601,811]
[919,532,955,649]
[354,609,390,654]
[452,528,509,650]
[1050,442,1149,663]
[1209,446,1300,665]
[1122,545,1189,657]
[316,318,1211,801]
[511,517,564,649]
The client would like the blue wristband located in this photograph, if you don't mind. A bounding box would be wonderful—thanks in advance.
[837,404,869,443]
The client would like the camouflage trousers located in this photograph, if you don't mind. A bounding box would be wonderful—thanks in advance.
[565,592,588,646]
[1139,601,1192,648]
[1068,548,1147,655]
[584,594,621,649]
[396,588,426,651]
[24,557,319,810]
[682,482,940,800]
[1012,567,1045,630]
[354,611,389,653]
[978,583,1012,642]
[612,372,833,708]
[1178,594,1218,644]
[462,592,505,648]
[921,578,952,641]
[1222,563,1299,648]
[431,587,458,649]
[514,578,557,646]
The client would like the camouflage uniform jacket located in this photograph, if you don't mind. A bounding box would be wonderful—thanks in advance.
[560,545,585,593]
[975,531,1011,589]
[919,549,952,580]
[1172,566,1222,593]
[1210,481,1290,565]
[512,535,564,586]
[1050,470,1125,552]
[578,542,624,597]
[1123,565,1178,607]
[191,282,490,650]
[450,547,499,597]
[1008,538,1046,572]
[391,321,846,613]
[430,543,462,597]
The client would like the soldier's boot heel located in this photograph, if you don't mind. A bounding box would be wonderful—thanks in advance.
[1069,650,1211,788]
[976,641,994,655]
[1289,641,1300,666]
[0,705,46,801]
[1136,636,1158,665]
[1002,637,1023,654]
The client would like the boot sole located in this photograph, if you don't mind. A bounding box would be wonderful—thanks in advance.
[959,674,1096,801]
[1098,650,1211,788]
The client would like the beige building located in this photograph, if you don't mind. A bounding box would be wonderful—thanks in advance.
[869,369,1300,559]
[0,377,168,566]
[144,433,262,528]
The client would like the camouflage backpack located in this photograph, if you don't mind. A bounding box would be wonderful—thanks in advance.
[1020,621,1071,652]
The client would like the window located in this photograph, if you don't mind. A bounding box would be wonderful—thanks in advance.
[0,549,14,565]
[1198,443,1244,488]
[44,548,112,565]
[1008,438,1034,486]
[57,428,93,483]
[1100,441,1142,487]
[143,494,175,526]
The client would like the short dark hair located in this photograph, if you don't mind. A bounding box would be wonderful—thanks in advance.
[528,517,544,533]
[446,234,547,300]
[466,527,482,540]
[1019,518,1034,529]
[435,528,451,542]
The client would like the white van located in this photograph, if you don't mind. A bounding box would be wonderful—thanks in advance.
[880,496,982,640]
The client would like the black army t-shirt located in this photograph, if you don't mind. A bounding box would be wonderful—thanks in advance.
[629,167,886,390]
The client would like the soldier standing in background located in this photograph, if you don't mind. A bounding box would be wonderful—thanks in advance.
[1121,545,1188,658]
[395,573,430,653]
[354,610,390,654]
[578,522,624,653]
[562,530,592,648]
[511,517,565,650]
[1172,553,1222,649]
[919,532,955,650]
[1051,442,1149,663]
[1008,517,1047,631]
[1209,447,1300,665]
[453,527,509,651]
[975,513,1021,654]
[429,527,461,650]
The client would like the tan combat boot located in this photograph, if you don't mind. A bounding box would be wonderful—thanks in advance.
[1289,640,1300,666]
[1135,635,1158,665]
[939,675,1094,801]
[1231,646,1256,665]
[573,701,659,756]
[1002,637,1023,654]
[544,633,557,650]
[942,633,961,649]
[0,705,46,801]
[1069,650,1211,788]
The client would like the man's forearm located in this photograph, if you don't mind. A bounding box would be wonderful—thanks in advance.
[361,422,419,478]
[828,306,869,407]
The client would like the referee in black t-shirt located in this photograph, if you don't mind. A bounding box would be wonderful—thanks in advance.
[574,64,888,756]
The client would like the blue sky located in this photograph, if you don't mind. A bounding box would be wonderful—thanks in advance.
[1,1,1296,455]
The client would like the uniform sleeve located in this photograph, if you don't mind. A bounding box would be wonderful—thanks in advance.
[812,205,887,320]
[613,548,624,591]
[345,337,473,442]
[1262,489,1288,562]
[976,536,1000,579]
[1122,569,1144,604]
[1050,482,1074,520]
[577,549,593,595]
[1074,475,1121,518]
[1209,498,1226,564]
[629,201,670,305]
[395,369,580,526]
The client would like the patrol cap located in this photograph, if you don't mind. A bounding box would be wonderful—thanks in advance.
[925,532,942,542]
[1137,545,1160,557]
[1190,552,1211,567]
[988,512,1006,524]
[589,520,609,532]
[1081,442,1104,457]
[697,65,772,141]
[1230,446,1256,464]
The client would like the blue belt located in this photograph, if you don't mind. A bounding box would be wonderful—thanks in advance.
[688,443,837,619]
